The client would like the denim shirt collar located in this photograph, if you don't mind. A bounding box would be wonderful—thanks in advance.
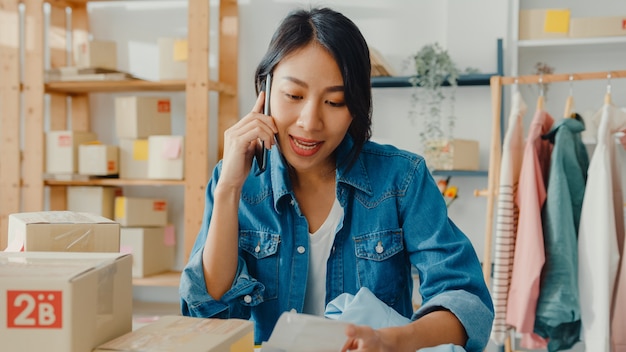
[267,135,373,212]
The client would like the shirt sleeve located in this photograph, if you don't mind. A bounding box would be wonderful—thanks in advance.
[403,158,494,352]
[178,162,265,319]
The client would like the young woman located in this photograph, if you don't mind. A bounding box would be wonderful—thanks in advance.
[179,7,493,352]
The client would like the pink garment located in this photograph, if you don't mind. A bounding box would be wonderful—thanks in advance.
[505,109,553,349]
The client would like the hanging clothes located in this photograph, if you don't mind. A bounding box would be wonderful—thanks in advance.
[490,91,527,345]
[578,104,626,352]
[534,115,589,352]
[615,200,626,352]
[506,109,553,349]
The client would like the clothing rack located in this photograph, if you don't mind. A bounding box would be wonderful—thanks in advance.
[481,69,626,352]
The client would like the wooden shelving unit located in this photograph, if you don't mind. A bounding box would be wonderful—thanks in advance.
[0,0,239,288]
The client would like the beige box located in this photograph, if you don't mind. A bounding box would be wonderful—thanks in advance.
[46,131,98,174]
[74,40,117,70]
[115,96,172,139]
[94,315,254,352]
[120,227,174,278]
[78,144,119,176]
[148,135,185,180]
[67,186,122,220]
[114,197,168,227]
[0,252,132,352]
[5,211,120,252]
[119,139,149,179]
[569,16,626,38]
[423,139,480,171]
[519,9,570,40]
[159,37,188,80]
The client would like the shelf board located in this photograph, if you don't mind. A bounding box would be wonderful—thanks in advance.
[431,170,488,177]
[371,73,497,88]
[44,79,236,95]
[517,36,626,48]
[133,271,181,287]
[44,178,185,186]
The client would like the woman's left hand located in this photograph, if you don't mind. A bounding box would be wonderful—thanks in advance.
[341,325,400,352]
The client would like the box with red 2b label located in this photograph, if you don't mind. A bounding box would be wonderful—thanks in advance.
[114,96,172,139]
[0,252,132,352]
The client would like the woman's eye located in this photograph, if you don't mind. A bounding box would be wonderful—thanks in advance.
[326,100,346,107]
[285,93,302,100]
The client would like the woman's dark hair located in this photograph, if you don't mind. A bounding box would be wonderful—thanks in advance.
[254,7,372,168]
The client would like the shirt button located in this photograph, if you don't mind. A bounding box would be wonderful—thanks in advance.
[254,245,261,253]
[297,246,306,254]
[290,199,296,206]
[375,241,384,254]
[243,295,252,303]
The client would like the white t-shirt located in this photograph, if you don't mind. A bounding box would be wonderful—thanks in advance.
[302,198,343,316]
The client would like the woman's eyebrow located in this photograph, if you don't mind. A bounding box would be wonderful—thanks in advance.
[282,76,344,93]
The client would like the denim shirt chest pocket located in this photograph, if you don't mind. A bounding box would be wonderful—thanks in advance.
[353,229,407,306]
[239,231,281,300]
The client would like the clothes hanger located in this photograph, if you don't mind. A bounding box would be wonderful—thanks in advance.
[536,74,545,111]
[563,74,574,118]
[604,72,612,105]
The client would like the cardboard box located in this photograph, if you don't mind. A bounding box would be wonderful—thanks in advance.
[158,37,187,80]
[0,252,132,352]
[67,186,122,220]
[423,139,479,171]
[94,315,254,352]
[114,197,168,227]
[519,9,570,40]
[78,144,119,176]
[119,139,149,179]
[120,227,175,278]
[74,40,117,70]
[114,96,172,139]
[5,211,120,252]
[148,135,184,180]
[569,16,626,38]
[46,131,98,174]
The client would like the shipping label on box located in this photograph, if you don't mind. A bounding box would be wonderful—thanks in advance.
[120,226,174,278]
[46,131,98,174]
[79,144,119,176]
[148,135,184,180]
[423,139,480,171]
[0,252,132,352]
[115,96,172,139]
[5,211,120,252]
[114,197,168,227]
[94,316,254,352]
[67,186,121,220]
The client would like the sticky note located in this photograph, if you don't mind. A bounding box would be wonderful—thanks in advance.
[120,245,133,255]
[164,225,176,246]
[133,140,149,161]
[162,138,182,159]
[115,197,126,220]
[544,9,570,33]
[173,39,188,62]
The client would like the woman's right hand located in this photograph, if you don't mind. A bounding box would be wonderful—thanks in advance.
[218,91,278,189]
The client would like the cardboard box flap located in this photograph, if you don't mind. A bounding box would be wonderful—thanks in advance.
[95,316,254,351]
[0,252,130,281]
[10,211,116,225]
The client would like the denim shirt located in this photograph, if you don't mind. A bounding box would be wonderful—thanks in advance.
[179,136,494,351]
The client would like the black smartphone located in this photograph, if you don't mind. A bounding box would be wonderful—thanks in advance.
[254,73,271,176]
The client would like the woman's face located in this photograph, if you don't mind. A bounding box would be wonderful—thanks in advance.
[269,42,352,175]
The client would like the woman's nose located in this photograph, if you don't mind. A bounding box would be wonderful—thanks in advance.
[297,100,323,131]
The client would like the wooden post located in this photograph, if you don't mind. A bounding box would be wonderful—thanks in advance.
[218,0,239,159]
[0,0,21,248]
[184,0,211,261]
[22,0,46,212]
